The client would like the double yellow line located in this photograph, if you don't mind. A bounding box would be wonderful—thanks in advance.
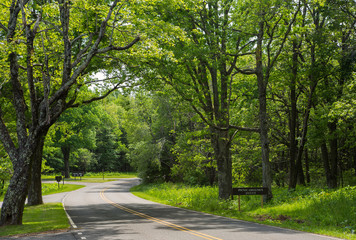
[100,188,223,240]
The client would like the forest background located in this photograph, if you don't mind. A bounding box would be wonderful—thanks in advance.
[0,0,355,227]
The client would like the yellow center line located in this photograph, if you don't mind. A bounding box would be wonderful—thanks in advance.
[100,188,223,240]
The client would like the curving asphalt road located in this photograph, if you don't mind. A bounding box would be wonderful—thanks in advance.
[2,179,342,240]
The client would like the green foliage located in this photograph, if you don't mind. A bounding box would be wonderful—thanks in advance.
[0,148,12,198]
[171,129,215,185]
[41,159,54,174]
[231,133,262,186]
[129,141,162,182]
[43,97,131,173]
[256,186,356,237]
[0,156,12,182]
[41,183,85,196]
[122,90,181,182]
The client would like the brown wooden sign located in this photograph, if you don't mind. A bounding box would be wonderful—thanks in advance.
[232,187,269,211]
[232,187,268,196]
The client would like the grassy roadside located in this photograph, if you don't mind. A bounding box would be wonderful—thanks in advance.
[0,183,84,202]
[0,183,84,237]
[0,203,70,237]
[0,172,136,236]
[41,172,138,183]
[131,183,356,240]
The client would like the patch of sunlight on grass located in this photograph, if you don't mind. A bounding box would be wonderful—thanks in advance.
[0,203,70,237]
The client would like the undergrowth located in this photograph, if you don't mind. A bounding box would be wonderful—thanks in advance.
[131,183,356,240]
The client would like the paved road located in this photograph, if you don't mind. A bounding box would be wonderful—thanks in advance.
[65,179,340,240]
[2,179,342,240]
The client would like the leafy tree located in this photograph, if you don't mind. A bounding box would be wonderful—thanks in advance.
[93,125,121,172]
[134,0,260,199]
[0,0,139,225]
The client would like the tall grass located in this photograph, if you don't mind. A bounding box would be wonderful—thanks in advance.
[131,183,356,240]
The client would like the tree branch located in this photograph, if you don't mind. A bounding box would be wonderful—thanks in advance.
[229,125,260,132]
[234,66,256,75]
[269,1,301,69]
[96,36,140,54]
[0,21,8,32]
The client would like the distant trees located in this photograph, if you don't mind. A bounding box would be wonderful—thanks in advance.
[44,97,131,175]
[50,105,98,178]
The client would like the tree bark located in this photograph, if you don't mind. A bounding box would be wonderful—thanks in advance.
[353,147,356,176]
[0,156,30,225]
[321,142,332,188]
[256,20,273,201]
[305,148,311,184]
[28,133,47,206]
[328,121,338,188]
[288,40,298,190]
[296,154,306,185]
[211,128,232,200]
[62,146,71,178]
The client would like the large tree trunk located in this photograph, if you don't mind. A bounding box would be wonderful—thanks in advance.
[305,148,311,184]
[353,147,356,176]
[292,79,317,188]
[212,128,232,200]
[0,156,30,225]
[328,121,338,188]
[288,40,298,190]
[296,154,306,185]
[321,142,332,188]
[62,146,71,178]
[28,133,47,206]
[256,20,273,201]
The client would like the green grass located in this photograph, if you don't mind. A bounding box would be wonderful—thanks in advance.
[131,183,356,240]
[0,183,84,202]
[42,172,138,182]
[84,172,137,178]
[0,183,84,237]
[0,203,70,237]
[42,183,85,195]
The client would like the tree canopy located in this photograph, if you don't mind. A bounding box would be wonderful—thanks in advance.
[0,0,355,226]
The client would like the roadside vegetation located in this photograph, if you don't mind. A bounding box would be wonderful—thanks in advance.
[0,182,84,237]
[41,172,137,183]
[132,183,356,240]
[0,203,69,237]
[1,172,135,201]
[1,183,84,202]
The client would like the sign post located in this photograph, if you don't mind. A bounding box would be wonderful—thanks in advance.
[232,187,268,211]
[55,176,62,189]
